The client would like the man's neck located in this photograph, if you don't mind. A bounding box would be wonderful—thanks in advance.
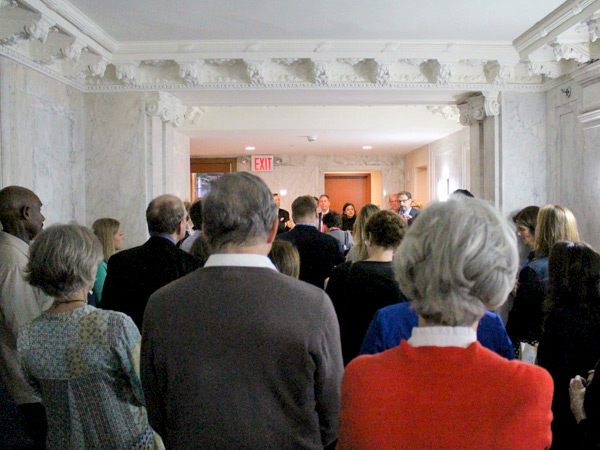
[217,243,272,256]
[1,222,30,243]
[320,209,329,215]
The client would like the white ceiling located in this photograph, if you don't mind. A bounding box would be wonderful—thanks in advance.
[69,0,563,43]
[183,105,463,156]
[65,0,565,156]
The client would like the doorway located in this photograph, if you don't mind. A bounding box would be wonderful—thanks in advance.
[324,173,371,214]
[190,158,237,201]
[414,165,429,208]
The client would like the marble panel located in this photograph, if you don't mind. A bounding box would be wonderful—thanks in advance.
[429,129,469,202]
[85,92,148,249]
[501,92,547,218]
[0,57,85,226]
[581,126,600,249]
[170,131,191,202]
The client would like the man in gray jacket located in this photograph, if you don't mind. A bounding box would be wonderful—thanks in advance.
[141,173,344,449]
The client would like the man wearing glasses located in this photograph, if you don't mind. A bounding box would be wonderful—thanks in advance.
[398,191,420,222]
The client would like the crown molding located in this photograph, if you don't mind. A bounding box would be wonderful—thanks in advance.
[17,0,111,58]
[514,0,600,58]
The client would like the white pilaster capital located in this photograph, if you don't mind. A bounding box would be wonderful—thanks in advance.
[145,92,187,128]
[482,90,501,117]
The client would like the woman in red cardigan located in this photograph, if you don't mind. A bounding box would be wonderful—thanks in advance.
[338,197,554,450]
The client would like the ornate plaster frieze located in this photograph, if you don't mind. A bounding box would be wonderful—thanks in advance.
[245,60,265,86]
[421,60,454,85]
[427,105,460,122]
[312,61,330,86]
[484,61,514,85]
[550,41,591,63]
[115,62,139,86]
[5,0,600,94]
[178,60,204,86]
[87,57,107,78]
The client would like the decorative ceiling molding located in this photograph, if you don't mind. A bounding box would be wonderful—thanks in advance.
[514,0,600,57]
[2,0,600,95]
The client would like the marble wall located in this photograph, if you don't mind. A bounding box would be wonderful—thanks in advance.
[85,92,148,248]
[545,69,600,249]
[500,91,547,218]
[0,56,85,226]
[236,154,404,212]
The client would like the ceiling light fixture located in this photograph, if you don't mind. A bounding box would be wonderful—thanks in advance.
[362,145,373,150]
[245,146,256,151]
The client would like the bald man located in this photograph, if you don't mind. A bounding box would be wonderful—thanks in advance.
[0,185,52,446]
[100,195,202,330]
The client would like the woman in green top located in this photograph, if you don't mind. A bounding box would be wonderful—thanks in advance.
[92,218,123,303]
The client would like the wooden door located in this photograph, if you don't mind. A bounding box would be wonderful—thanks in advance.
[324,173,371,214]
[190,158,237,201]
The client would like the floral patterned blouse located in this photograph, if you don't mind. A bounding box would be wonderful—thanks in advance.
[17,305,154,449]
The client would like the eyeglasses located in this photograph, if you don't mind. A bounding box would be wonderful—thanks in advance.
[399,198,411,203]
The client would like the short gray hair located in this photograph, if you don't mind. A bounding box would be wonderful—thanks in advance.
[203,172,278,251]
[25,224,103,298]
[396,197,518,326]
[146,194,185,234]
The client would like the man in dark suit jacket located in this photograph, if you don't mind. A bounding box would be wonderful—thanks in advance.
[100,194,201,329]
[141,173,343,449]
[278,195,344,288]
[398,190,420,222]
[273,193,292,234]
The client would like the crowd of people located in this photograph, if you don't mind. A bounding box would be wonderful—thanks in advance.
[0,178,599,449]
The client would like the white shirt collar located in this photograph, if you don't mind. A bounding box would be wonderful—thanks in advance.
[204,253,278,271]
[408,326,477,348]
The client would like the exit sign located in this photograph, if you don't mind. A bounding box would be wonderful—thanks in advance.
[251,155,274,172]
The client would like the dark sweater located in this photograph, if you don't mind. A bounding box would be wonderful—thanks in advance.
[325,261,407,365]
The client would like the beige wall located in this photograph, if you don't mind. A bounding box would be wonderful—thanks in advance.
[403,128,469,206]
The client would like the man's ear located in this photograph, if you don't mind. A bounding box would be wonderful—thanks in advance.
[20,205,30,220]
[267,217,278,244]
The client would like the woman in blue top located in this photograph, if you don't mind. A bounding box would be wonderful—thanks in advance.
[18,224,156,449]
[92,218,123,303]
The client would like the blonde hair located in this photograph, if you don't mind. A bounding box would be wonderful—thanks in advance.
[269,240,300,279]
[352,204,381,261]
[534,205,580,257]
[92,218,120,263]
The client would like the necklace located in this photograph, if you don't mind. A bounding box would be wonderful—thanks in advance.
[51,298,87,309]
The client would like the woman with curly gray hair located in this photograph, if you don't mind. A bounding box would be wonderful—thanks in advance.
[17,224,157,449]
[338,197,554,450]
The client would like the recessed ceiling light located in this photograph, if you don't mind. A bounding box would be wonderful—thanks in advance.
[362,145,373,150]
[245,146,256,151]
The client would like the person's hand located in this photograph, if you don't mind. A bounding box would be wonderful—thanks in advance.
[285,219,294,230]
[570,375,587,423]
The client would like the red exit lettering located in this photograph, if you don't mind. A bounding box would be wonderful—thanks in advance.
[252,156,273,172]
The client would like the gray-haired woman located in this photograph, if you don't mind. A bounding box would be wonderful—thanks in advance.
[338,197,554,450]
[17,224,158,449]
